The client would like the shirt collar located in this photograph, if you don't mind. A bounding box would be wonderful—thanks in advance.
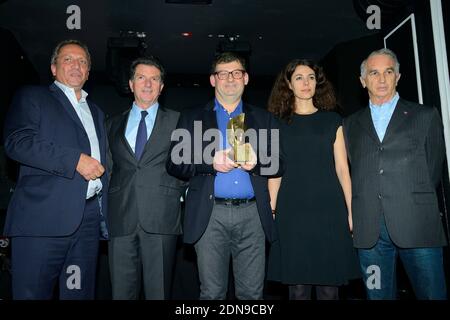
[213,98,243,117]
[131,101,159,119]
[54,80,88,102]
[369,92,400,111]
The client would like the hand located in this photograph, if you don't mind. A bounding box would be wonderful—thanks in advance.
[213,148,238,173]
[239,143,257,171]
[76,153,105,181]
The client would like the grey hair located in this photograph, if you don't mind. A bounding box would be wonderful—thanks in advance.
[50,39,91,68]
[360,48,400,77]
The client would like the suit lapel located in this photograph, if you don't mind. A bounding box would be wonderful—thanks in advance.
[242,103,255,132]
[357,106,380,144]
[140,106,167,161]
[202,100,218,130]
[87,100,105,161]
[49,83,85,132]
[87,100,102,140]
[382,99,411,143]
[118,110,135,159]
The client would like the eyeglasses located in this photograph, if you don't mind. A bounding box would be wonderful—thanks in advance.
[214,69,246,80]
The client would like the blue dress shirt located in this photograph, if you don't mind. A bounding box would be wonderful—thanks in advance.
[125,102,159,153]
[214,99,254,199]
[369,93,400,142]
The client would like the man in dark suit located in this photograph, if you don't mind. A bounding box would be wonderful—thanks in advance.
[343,48,447,299]
[3,39,108,299]
[106,56,183,299]
[167,52,282,299]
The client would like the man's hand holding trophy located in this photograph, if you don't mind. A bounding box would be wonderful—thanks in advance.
[213,113,257,173]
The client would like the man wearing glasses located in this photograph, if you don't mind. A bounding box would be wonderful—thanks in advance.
[167,52,283,299]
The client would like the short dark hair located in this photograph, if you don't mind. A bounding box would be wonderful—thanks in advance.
[129,56,166,83]
[50,39,91,68]
[210,52,247,74]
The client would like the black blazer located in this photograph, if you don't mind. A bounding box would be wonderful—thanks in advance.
[343,98,447,248]
[166,100,284,244]
[4,84,109,237]
[106,105,184,237]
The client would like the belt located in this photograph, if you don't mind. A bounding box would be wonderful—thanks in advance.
[214,197,256,206]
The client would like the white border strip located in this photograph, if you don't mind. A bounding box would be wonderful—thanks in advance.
[383,14,423,104]
[430,0,450,179]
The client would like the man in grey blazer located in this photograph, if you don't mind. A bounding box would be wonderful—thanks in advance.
[343,48,447,300]
[106,56,184,299]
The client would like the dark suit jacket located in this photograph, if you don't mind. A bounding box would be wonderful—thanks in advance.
[166,100,284,244]
[106,106,184,237]
[343,98,447,248]
[3,84,109,237]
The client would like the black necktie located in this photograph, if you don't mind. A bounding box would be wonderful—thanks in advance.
[135,110,148,160]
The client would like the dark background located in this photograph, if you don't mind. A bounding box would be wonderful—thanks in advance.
[0,0,449,300]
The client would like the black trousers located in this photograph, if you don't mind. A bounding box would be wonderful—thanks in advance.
[11,197,100,299]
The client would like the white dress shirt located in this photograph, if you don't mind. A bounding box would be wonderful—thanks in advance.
[54,80,102,199]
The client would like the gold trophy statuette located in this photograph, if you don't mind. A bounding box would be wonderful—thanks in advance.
[227,113,250,164]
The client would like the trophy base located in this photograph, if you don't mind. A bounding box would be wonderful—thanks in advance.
[234,144,250,164]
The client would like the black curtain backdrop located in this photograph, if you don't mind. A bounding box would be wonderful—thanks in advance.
[321,33,383,117]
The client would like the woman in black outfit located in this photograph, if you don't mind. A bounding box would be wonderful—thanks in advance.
[267,59,360,300]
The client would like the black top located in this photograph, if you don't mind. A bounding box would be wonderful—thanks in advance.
[267,110,360,285]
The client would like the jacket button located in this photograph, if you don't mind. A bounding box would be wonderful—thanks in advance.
[379,169,384,174]
[380,147,384,151]
[378,194,382,199]
[209,195,213,200]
